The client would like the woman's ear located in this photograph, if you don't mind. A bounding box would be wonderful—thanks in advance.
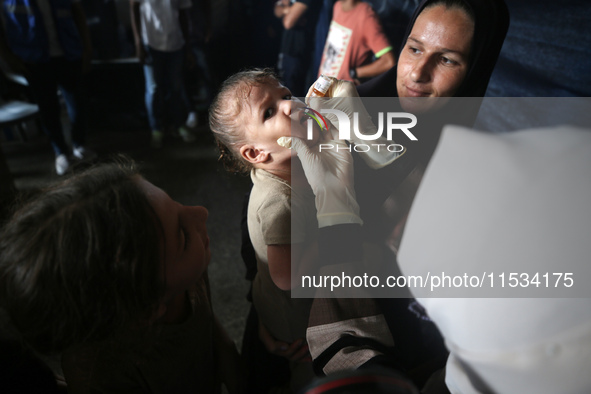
[240,145,269,164]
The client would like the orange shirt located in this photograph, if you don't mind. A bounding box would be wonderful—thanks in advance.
[318,1,392,81]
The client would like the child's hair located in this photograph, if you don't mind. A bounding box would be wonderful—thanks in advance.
[0,158,164,354]
[209,68,281,174]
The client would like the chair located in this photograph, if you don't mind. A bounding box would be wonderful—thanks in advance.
[0,68,40,141]
[0,99,40,140]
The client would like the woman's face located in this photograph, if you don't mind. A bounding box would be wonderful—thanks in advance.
[137,178,210,301]
[397,5,474,111]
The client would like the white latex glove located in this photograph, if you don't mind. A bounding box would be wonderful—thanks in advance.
[289,127,363,229]
[306,77,405,169]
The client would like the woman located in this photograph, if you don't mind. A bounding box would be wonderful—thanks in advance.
[354,0,510,205]
[303,0,510,390]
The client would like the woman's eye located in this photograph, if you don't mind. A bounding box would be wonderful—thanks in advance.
[441,57,458,66]
[409,47,420,54]
[283,94,292,100]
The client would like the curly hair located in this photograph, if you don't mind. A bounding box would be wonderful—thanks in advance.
[208,68,281,174]
[0,158,164,354]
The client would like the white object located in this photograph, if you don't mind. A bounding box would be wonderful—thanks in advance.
[55,154,69,176]
[186,111,198,128]
[276,136,292,148]
[73,146,96,160]
[398,125,591,393]
[134,0,192,52]
[291,129,362,228]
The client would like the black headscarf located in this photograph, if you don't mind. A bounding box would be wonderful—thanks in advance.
[357,0,510,98]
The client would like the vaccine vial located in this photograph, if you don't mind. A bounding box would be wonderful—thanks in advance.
[310,75,333,97]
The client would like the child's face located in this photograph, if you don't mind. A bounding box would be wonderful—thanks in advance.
[137,178,210,301]
[238,80,312,167]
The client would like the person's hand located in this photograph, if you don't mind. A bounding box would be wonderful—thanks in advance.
[258,320,311,363]
[135,44,146,64]
[290,123,363,228]
[306,77,405,169]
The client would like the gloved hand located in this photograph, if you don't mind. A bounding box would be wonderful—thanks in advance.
[288,126,363,229]
[306,77,405,169]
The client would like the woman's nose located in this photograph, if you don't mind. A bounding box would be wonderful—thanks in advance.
[410,57,432,83]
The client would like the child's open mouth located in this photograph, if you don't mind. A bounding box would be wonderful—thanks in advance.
[299,107,316,125]
[298,107,329,131]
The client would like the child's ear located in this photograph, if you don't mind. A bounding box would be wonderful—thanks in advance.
[240,145,269,164]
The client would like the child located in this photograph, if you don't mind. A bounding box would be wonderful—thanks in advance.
[0,159,242,393]
[209,69,318,392]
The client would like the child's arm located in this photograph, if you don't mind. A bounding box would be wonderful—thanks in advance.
[129,1,145,63]
[213,316,245,394]
[268,241,315,290]
[267,244,292,290]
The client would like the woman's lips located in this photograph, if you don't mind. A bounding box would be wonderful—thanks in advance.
[404,85,430,97]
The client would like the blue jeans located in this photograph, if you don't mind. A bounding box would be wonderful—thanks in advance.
[24,57,86,156]
[143,46,187,131]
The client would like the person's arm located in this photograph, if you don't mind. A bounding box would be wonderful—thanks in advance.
[275,0,309,30]
[274,0,290,19]
[129,1,145,63]
[352,4,395,83]
[71,2,92,74]
[355,51,395,81]
[267,240,314,290]
[267,244,291,290]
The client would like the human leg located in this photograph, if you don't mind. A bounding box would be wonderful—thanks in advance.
[144,46,164,146]
[24,60,70,156]
[162,48,194,142]
[24,60,71,174]
[55,57,94,160]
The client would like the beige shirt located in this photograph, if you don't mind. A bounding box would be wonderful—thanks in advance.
[248,169,316,343]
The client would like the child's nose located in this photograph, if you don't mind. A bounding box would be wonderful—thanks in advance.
[280,98,292,115]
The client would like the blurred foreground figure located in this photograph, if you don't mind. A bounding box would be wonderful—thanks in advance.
[399,125,591,393]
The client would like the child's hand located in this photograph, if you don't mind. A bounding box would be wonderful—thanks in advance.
[258,320,312,363]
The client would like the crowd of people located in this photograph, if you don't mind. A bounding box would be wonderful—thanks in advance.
[1,0,590,393]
